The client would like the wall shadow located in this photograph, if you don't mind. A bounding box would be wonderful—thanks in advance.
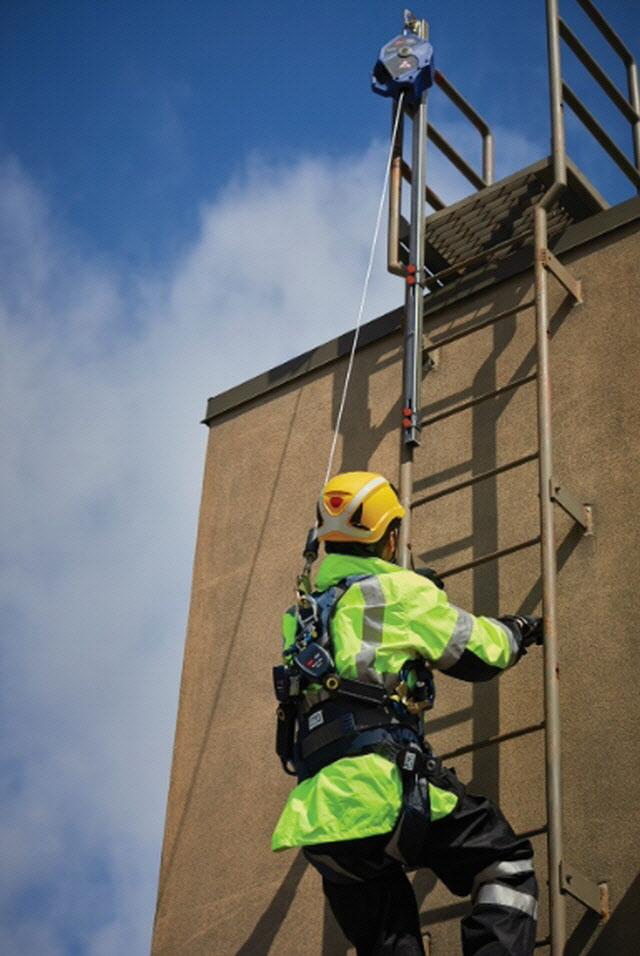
[469,308,518,799]
[235,853,309,956]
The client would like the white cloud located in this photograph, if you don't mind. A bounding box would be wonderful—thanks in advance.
[0,142,407,954]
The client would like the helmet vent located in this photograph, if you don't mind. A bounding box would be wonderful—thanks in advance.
[350,503,369,530]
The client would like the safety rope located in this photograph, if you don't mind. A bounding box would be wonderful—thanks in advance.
[324,92,405,485]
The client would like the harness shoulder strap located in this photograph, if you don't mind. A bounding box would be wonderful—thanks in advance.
[320,571,372,646]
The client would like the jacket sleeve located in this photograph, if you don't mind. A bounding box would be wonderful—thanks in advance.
[404,578,522,682]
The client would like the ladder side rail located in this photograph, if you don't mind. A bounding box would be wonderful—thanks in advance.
[630,58,640,171]
[547,0,568,195]
[388,101,405,276]
[540,10,569,946]
[388,155,446,279]
[534,197,566,956]
[399,17,430,568]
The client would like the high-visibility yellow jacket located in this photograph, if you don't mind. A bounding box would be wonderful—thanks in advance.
[272,552,521,851]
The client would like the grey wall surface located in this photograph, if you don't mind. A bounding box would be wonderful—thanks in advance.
[152,207,640,954]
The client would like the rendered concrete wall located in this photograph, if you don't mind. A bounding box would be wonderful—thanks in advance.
[152,206,640,954]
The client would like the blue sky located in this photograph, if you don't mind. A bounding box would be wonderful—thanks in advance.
[1,2,638,954]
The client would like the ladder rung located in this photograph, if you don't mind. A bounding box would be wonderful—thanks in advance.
[422,373,537,427]
[412,452,539,507]
[439,535,541,579]
[439,721,545,761]
[519,826,548,840]
[425,298,535,353]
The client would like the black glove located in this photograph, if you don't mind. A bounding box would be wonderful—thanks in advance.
[415,566,445,590]
[499,615,544,654]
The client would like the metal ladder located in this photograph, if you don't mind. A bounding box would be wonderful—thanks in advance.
[387,3,640,951]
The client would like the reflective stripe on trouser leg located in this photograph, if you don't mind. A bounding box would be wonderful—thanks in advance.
[475,882,538,919]
[463,855,538,956]
[472,856,538,918]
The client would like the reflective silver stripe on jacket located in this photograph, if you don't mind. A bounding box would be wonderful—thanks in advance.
[486,617,521,664]
[354,576,387,684]
[474,883,538,919]
[438,606,474,670]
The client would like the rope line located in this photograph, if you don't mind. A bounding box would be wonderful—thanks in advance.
[324,93,405,485]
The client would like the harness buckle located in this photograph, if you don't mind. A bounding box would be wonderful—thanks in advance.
[395,742,439,777]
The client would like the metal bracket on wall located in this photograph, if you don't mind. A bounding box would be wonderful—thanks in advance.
[539,247,583,303]
[550,479,594,534]
[561,862,610,922]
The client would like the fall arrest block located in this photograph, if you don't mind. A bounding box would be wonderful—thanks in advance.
[371,27,435,105]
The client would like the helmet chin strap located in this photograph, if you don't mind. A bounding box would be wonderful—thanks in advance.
[382,527,399,563]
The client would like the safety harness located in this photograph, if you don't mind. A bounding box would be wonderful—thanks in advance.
[273,571,435,779]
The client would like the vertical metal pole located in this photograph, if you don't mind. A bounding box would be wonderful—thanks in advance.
[627,59,640,177]
[546,0,567,189]
[388,102,405,276]
[539,4,569,949]
[398,444,413,568]
[482,131,494,186]
[534,202,566,956]
[399,18,429,569]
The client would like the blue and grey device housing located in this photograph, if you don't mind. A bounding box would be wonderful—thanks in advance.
[371,33,435,104]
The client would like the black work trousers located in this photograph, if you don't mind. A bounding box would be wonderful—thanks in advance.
[304,759,538,956]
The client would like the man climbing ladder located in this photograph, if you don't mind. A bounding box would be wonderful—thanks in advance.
[272,471,542,955]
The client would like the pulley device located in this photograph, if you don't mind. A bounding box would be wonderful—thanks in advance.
[371,19,435,105]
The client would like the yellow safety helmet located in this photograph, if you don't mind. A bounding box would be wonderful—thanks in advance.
[317,471,405,544]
